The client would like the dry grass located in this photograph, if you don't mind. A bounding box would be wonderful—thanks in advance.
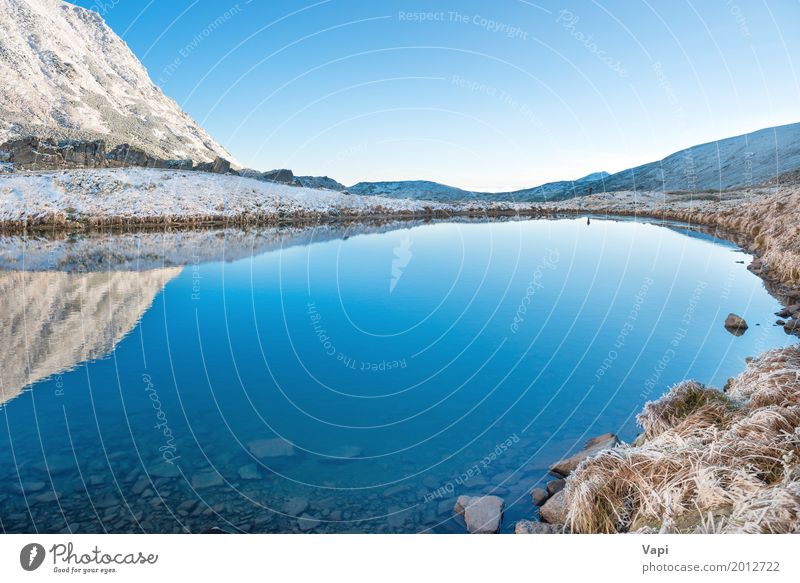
[562,347,800,533]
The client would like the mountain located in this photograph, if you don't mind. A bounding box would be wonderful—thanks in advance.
[0,0,234,163]
[348,180,481,201]
[346,173,610,202]
[591,122,800,193]
[343,123,800,202]
[296,175,346,191]
[504,171,611,200]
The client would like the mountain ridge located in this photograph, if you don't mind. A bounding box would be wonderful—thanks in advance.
[0,0,235,163]
[342,122,800,201]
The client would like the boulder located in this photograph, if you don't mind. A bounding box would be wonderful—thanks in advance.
[724,313,748,335]
[515,519,567,534]
[454,495,504,534]
[546,479,565,496]
[539,490,568,524]
[247,437,295,458]
[530,487,549,506]
[211,156,231,174]
[549,432,619,477]
[785,319,800,334]
[261,168,295,183]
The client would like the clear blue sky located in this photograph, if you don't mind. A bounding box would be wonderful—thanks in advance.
[71,0,800,190]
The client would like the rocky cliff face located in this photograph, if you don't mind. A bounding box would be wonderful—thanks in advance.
[0,0,234,164]
[0,267,182,405]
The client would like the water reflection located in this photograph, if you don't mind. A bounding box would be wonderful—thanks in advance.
[0,268,182,405]
[0,218,794,534]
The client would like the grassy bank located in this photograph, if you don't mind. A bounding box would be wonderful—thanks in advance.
[543,184,800,534]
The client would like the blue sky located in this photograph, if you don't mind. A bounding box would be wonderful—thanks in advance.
[71,0,800,190]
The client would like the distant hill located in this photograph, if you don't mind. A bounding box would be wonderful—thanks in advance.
[296,175,346,191]
[348,180,480,200]
[342,123,800,202]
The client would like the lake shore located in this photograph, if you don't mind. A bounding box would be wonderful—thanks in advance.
[528,183,800,534]
[3,167,799,534]
[0,167,550,231]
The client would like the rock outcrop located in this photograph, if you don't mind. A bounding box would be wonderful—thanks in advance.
[0,137,107,169]
[240,168,298,185]
[0,137,238,173]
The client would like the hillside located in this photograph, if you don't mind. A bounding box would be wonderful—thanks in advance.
[342,123,800,202]
[0,0,234,163]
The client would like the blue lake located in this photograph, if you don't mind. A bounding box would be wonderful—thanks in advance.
[0,217,795,533]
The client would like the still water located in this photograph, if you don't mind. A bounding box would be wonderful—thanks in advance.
[0,218,794,533]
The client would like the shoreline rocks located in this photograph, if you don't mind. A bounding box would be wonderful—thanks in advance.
[530,487,548,506]
[549,433,619,478]
[539,490,568,524]
[546,479,565,496]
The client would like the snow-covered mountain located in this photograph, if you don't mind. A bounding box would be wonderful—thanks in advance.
[594,122,800,193]
[348,180,480,200]
[346,172,612,201]
[296,175,346,191]
[0,0,234,163]
[345,123,800,201]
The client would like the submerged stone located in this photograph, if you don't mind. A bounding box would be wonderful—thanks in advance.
[454,495,504,534]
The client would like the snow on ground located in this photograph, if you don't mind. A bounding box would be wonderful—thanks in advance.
[0,168,504,226]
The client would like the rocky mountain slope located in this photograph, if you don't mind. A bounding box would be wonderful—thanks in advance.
[0,0,234,163]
